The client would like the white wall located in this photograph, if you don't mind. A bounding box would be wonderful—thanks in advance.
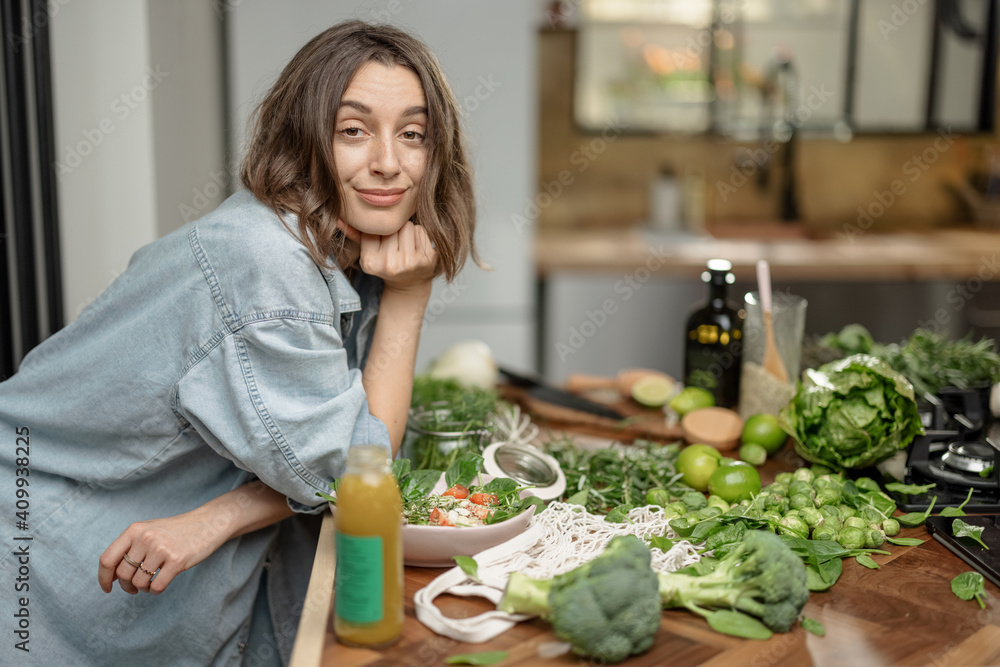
[51,0,225,322]
[227,0,538,371]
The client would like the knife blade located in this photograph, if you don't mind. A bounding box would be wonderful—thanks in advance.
[498,366,625,421]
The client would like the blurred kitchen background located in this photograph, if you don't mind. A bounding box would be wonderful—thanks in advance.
[3,0,999,382]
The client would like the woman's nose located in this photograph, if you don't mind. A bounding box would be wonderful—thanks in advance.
[369,135,401,178]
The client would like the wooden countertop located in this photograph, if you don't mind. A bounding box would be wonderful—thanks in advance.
[535,227,1000,282]
[289,445,1000,667]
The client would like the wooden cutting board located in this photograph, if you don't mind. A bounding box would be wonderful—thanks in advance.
[498,383,684,442]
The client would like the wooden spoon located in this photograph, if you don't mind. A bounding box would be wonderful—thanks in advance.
[756,259,789,383]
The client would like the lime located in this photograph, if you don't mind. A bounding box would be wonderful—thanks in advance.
[669,387,715,416]
[741,413,788,455]
[707,461,762,503]
[630,375,674,407]
[676,443,723,492]
[739,443,767,467]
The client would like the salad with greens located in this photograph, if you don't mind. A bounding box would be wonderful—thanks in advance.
[320,452,544,527]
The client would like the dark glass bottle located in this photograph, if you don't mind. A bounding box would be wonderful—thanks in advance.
[683,259,744,409]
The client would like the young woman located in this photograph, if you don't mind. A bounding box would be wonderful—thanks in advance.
[0,20,476,666]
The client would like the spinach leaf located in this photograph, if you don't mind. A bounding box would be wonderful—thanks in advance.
[391,458,411,482]
[953,519,990,550]
[689,518,723,542]
[806,558,843,592]
[565,489,589,506]
[939,487,974,517]
[896,496,936,527]
[703,609,773,640]
[605,503,636,524]
[801,617,826,636]
[884,481,936,495]
[400,469,442,501]
[885,537,925,547]
[479,476,519,499]
[649,534,681,552]
[856,554,880,569]
[445,651,509,665]
[453,556,479,581]
[951,572,987,609]
[445,453,484,489]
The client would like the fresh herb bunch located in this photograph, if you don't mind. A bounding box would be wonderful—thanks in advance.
[544,438,687,515]
[410,375,499,428]
[803,324,1000,397]
[878,329,1000,396]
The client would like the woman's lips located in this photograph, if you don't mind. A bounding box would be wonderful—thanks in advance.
[356,188,406,207]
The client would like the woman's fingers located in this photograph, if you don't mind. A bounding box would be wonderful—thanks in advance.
[98,532,136,594]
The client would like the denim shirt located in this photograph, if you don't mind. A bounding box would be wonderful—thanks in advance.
[0,190,389,665]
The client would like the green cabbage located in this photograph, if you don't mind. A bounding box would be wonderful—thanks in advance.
[778,354,924,470]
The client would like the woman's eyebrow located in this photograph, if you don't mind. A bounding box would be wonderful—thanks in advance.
[338,100,427,117]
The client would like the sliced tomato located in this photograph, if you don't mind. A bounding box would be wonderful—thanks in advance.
[442,484,469,499]
[467,504,493,522]
[469,492,499,506]
[428,508,453,526]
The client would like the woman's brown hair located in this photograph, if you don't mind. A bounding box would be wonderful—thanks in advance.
[240,21,478,281]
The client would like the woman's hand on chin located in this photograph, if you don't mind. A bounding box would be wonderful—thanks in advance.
[359,220,436,294]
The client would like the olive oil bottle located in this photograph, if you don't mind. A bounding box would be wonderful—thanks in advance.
[683,259,744,409]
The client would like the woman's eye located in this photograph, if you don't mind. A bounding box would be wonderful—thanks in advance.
[401,130,424,141]
[339,127,363,137]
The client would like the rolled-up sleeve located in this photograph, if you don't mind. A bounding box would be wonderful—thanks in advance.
[176,315,391,512]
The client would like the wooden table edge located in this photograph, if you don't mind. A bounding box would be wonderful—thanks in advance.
[289,511,336,667]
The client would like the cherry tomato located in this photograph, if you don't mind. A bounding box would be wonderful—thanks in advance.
[442,484,469,499]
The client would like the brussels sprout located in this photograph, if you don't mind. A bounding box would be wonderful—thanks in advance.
[774,472,794,486]
[818,505,840,520]
[706,495,730,512]
[778,515,810,538]
[740,443,768,467]
[813,478,833,492]
[815,488,842,507]
[790,494,815,511]
[799,507,825,528]
[761,511,783,528]
[659,505,682,520]
[844,516,868,531]
[767,483,789,497]
[838,526,866,550]
[882,518,900,537]
[789,481,814,498]
[812,525,838,541]
[645,488,671,507]
[861,508,883,524]
[855,477,880,493]
[818,474,846,489]
[738,499,752,508]
[783,509,802,519]
[865,529,886,549]
[793,467,816,484]
[837,505,857,520]
[681,491,707,511]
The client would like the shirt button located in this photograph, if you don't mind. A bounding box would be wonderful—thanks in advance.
[238,641,247,654]
[263,559,271,570]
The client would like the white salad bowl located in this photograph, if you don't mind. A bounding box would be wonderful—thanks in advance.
[328,473,538,568]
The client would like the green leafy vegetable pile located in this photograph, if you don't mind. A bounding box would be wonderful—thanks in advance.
[406,376,499,470]
[544,438,687,516]
[806,325,1000,397]
[779,354,924,470]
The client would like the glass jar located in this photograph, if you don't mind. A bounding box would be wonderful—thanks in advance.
[401,402,493,470]
[333,445,403,648]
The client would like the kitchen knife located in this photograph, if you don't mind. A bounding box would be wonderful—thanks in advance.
[498,366,626,421]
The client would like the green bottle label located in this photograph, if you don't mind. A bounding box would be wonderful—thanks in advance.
[334,532,383,624]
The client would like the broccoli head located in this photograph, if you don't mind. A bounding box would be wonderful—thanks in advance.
[658,529,809,632]
[498,534,661,663]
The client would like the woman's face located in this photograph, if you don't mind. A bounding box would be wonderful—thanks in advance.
[334,62,429,237]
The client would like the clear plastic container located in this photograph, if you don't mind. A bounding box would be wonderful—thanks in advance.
[738,291,807,418]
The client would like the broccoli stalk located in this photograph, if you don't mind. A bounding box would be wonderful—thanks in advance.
[498,535,662,664]
[657,530,809,633]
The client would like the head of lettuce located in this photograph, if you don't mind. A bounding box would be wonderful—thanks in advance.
[779,354,925,471]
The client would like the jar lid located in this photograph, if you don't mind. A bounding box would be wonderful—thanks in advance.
[482,441,566,501]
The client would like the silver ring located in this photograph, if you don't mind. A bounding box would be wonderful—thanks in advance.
[139,564,156,577]
[123,554,140,568]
